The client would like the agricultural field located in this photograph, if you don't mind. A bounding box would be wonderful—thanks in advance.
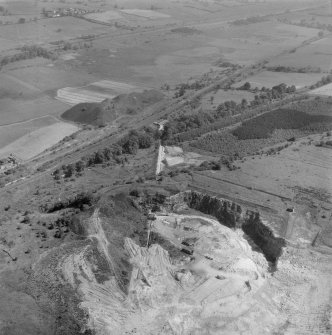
[310,83,332,97]
[0,116,57,149]
[234,70,323,89]
[0,16,109,52]
[0,121,79,160]
[267,36,332,73]
[56,80,145,105]
[84,10,124,23]
[120,9,170,19]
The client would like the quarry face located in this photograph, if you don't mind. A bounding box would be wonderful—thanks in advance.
[50,192,331,335]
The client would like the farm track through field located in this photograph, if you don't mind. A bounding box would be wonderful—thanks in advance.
[0,114,60,127]
[193,172,292,202]
[188,184,279,214]
[1,73,41,93]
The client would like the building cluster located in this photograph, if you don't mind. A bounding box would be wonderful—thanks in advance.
[43,7,101,18]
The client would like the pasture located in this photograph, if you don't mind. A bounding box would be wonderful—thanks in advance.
[234,71,322,89]
[200,89,255,110]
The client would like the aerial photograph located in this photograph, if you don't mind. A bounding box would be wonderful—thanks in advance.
[0,0,331,334]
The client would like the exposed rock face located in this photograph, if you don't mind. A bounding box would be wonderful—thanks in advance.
[170,191,285,263]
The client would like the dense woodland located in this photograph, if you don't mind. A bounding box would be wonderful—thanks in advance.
[233,109,332,140]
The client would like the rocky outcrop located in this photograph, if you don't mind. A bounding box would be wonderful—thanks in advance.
[169,191,285,263]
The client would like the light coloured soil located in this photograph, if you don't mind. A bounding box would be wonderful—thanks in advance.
[0,122,79,160]
[60,209,332,334]
[162,146,207,169]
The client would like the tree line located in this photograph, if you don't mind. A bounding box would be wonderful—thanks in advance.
[53,129,157,180]
[162,83,298,144]
[0,45,56,68]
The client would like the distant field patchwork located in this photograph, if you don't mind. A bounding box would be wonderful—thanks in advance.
[56,80,143,105]
[120,9,170,19]
[56,87,115,105]
[84,11,123,23]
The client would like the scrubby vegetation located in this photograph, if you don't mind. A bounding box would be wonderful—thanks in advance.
[53,129,157,180]
[290,97,332,115]
[41,191,95,213]
[0,45,56,68]
[233,109,332,140]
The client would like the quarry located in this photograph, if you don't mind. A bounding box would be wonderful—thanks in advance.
[0,0,331,334]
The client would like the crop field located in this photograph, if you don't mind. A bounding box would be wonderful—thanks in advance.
[90,80,140,93]
[0,121,79,160]
[0,96,67,124]
[120,9,170,19]
[56,80,143,105]
[0,116,57,149]
[234,71,322,89]
[310,83,332,97]
[56,87,115,105]
[84,11,123,23]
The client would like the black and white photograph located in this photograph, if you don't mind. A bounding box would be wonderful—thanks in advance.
[0,0,331,334]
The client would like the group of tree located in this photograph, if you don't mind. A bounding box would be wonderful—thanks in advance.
[53,129,156,180]
[174,80,206,98]
[232,109,332,140]
[162,83,298,144]
[310,74,332,90]
[40,191,95,213]
[265,65,321,73]
[0,45,56,67]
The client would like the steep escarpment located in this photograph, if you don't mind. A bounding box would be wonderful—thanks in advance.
[170,191,285,263]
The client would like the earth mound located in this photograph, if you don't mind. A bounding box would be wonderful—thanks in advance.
[61,89,164,126]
